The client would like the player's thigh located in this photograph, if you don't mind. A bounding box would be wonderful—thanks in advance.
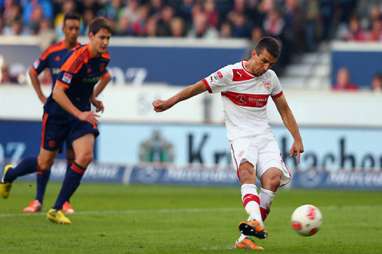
[41,112,69,152]
[257,137,291,187]
[230,138,259,183]
[69,120,98,161]
[72,134,95,157]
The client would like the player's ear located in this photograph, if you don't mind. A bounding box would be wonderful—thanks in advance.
[251,50,257,58]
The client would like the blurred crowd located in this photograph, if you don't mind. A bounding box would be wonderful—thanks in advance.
[0,1,367,48]
[1,0,382,90]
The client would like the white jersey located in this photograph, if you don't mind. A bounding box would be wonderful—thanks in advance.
[203,61,283,141]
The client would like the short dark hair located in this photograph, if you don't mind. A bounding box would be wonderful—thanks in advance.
[63,12,80,24]
[255,37,282,59]
[89,17,112,35]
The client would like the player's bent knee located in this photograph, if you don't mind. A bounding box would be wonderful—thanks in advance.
[238,166,256,184]
[76,153,93,166]
[37,157,54,171]
[262,173,281,191]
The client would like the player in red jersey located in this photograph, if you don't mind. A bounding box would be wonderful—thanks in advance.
[1,17,112,224]
[153,37,304,250]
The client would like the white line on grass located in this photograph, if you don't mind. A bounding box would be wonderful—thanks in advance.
[0,207,242,218]
[0,205,381,218]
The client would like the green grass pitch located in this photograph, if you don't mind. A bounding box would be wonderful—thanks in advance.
[0,182,381,254]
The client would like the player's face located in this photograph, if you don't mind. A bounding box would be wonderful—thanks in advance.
[89,28,111,54]
[251,49,277,76]
[63,19,80,44]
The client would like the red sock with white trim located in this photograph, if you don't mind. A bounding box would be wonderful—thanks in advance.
[241,184,263,225]
[259,187,275,221]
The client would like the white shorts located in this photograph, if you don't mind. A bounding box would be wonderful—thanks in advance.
[230,134,291,186]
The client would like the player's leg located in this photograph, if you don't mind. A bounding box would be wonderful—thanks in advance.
[62,146,75,214]
[230,139,267,250]
[47,134,95,224]
[23,112,66,211]
[256,135,291,221]
[237,161,267,239]
[1,148,57,199]
[259,168,282,221]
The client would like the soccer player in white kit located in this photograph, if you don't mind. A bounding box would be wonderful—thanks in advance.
[152,37,304,251]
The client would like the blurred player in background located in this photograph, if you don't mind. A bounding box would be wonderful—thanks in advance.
[25,12,81,215]
[0,17,112,225]
[153,36,304,250]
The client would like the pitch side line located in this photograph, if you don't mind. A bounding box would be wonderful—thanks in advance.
[0,207,242,218]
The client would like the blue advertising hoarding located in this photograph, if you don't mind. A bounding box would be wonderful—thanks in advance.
[0,39,248,86]
[331,43,382,88]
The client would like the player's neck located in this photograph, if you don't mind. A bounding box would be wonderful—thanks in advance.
[64,39,77,50]
[88,44,99,58]
[243,60,257,77]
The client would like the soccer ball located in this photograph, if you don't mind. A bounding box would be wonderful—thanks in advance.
[291,204,322,236]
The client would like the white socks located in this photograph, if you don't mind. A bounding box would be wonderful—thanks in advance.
[241,184,263,224]
[259,187,275,211]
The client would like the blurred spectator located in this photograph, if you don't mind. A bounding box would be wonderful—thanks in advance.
[188,11,218,38]
[145,16,158,37]
[116,15,132,36]
[368,18,382,41]
[170,17,186,37]
[203,0,219,28]
[3,17,27,35]
[250,26,264,44]
[54,0,77,37]
[157,5,174,36]
[131,4,150,36]
[98,0,124,28]
[263,8,284,38]
[333,67,359,91]
[341,15,367,41]
[22,0,53,32]
[371,73,382,92]
[0,64,18,84]
[219,22,232,38]
[304,0,320,51]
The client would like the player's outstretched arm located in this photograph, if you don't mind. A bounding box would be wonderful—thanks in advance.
[273,94,304,162]
[153,80,208,112]
[28,67,47,104]
[53,81,99,126]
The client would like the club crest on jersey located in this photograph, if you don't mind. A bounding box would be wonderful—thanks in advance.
[54,56,61,62]
[62,72,73,83]
[263,81,272,91]
[33,60,40,69]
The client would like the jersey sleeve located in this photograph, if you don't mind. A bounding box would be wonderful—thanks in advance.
[31,54,49,75]
[55,48,87,90]
[202,65,233,93]
[270,70,283,98]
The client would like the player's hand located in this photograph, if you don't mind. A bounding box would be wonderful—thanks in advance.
[91,98,104,113]
[39,95,47,105]
[152,99,172,112]
[289,139,304,163]
[77,111,99,126]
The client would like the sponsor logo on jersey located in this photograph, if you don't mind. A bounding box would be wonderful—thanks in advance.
[213,71,223,81]
[52,68,61,75]
[83,76,101,83]
[62,72,73,83]
[33,60,40,69]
